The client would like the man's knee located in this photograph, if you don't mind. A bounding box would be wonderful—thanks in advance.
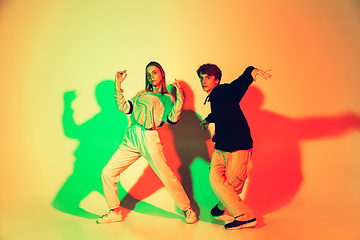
[209,168,225,184]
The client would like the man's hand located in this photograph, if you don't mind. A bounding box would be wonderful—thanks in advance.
[251,69,271,82]
[200,119,210,130]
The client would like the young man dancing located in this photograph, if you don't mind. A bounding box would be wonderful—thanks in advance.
[197,63,271,230]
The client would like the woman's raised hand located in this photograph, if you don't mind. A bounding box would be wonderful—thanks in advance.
[171,79,182,89]
[115,70,127,90]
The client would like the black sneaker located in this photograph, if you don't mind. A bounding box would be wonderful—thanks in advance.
[224,218,257,230]
[210,204,225,216]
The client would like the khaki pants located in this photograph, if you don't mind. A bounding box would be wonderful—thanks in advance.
[209,149,254,220]
[101,124,191,211]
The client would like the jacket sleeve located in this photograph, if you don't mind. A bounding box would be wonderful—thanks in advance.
[229,66,255,102]
[115,90,133,114]
[167,87,185,124]
[205,113,214,123]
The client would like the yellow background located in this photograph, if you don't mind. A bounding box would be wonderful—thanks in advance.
[1,0,360,239]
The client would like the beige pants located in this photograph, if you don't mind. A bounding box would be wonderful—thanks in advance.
[209,149,254,220]
[101,124,191,211]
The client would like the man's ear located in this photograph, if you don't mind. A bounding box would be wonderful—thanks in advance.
[215,79,220,85]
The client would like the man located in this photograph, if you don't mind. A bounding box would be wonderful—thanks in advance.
[197,63,271,230]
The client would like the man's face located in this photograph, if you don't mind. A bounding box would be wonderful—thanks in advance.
[199,73,219,93]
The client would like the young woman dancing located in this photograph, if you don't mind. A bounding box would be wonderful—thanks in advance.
[96,61,197,224]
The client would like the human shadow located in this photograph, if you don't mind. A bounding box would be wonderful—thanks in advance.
[241,86,360,218]
[119,81,218,222]
[168,81,216,219]
[52,80,129,219]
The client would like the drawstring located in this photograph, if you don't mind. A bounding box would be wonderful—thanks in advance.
[203,95,210,105]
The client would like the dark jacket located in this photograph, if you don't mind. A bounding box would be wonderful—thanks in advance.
[205,66,255,152]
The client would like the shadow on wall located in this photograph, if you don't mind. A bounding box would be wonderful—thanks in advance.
[53,78,360,223]
[52,78,360,224]
[241,86,360,217]
[52,79,216,222]
[168,80,215,217]
[52,80,129,219]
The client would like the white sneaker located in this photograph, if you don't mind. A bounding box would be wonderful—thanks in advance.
[96,209,123,224]
[184,208,197,224]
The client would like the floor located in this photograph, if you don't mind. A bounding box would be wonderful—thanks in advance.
[1,188,359,240]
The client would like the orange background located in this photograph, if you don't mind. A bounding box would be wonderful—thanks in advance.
[1,1,359,239]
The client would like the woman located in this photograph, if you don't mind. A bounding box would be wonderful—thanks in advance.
[96,61,197,224]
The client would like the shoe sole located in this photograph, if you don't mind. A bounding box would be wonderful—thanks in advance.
[211,212,225,217]
[224,220,257,230]
[96,219,123,224]
[185,219,198,224]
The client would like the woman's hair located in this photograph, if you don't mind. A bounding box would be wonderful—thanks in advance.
[196,63,222,84]
[145,61,169,94]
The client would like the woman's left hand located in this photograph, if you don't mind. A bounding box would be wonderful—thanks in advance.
[171,79,184,103]
[171,79,182,89]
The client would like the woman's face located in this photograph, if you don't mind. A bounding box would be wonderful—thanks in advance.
[146,65,163,88]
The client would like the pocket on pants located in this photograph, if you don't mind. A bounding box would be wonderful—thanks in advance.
[226,151,249,188]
